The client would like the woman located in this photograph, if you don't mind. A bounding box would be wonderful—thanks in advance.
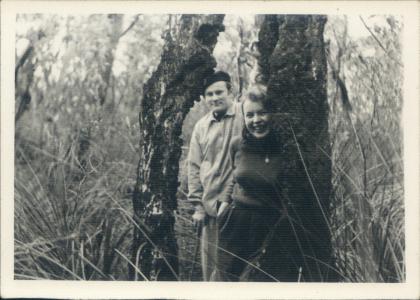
[215,85,302,282]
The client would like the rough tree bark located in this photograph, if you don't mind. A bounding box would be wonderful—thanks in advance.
[131,14,225,280]
[243,15,335,282]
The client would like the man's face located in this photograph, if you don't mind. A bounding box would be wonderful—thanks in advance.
[203,81,231,115]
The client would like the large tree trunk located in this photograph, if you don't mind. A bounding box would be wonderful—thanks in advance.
[244,15,335,282]
[130,14,225,281]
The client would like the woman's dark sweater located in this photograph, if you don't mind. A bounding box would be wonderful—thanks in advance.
[222,131,285,209]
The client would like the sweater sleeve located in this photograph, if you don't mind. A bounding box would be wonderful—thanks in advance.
[187,124,205,213]
[221,137,241,203]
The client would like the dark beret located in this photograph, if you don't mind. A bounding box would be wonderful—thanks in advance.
[202,71,231,94]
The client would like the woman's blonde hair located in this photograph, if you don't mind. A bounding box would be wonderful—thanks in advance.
[242,84,275,112]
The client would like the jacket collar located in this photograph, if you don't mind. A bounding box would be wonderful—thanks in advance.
[209,103,235,123]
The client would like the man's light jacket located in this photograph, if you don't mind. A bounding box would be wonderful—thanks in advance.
[187,102,243,217]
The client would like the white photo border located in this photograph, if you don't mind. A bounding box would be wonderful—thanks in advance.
[1,1,419,299]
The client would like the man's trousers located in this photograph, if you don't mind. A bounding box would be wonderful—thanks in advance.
[200,216,218,281]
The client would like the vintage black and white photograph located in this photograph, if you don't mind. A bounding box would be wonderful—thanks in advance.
[1,0,419,299]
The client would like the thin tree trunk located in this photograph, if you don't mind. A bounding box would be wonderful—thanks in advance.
[77,14,123,174]
[15,31,43,123]
[244,15,335,282]
[99,14,123,107]
[131,14,225,281]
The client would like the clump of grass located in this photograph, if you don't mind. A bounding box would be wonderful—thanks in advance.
[329,115,404,282]
[15,116,139,280]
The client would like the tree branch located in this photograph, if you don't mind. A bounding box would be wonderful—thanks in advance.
[119,14,140,39]
[326,48,352,112]
[359,16,402,68]
[15,45,34,86]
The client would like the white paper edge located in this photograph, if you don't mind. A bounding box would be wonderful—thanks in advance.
[1,1,419,299]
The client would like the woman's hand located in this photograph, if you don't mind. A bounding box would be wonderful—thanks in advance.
[217,202,230,218]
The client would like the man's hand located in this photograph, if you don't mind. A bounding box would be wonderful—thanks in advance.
[192,210,206,231]
[217,202,230,218]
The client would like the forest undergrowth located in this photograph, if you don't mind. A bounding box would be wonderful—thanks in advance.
[14,14,404,282]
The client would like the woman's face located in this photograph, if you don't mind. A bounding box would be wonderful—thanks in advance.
[243,99,272,139]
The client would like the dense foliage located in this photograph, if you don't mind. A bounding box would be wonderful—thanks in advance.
[14,14,403,281]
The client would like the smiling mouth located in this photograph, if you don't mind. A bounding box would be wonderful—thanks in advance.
[253,125,267,132]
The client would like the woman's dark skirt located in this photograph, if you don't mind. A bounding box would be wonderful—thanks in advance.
[216,201,337,282]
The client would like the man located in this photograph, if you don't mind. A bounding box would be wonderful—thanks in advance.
[187,71,243,281]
